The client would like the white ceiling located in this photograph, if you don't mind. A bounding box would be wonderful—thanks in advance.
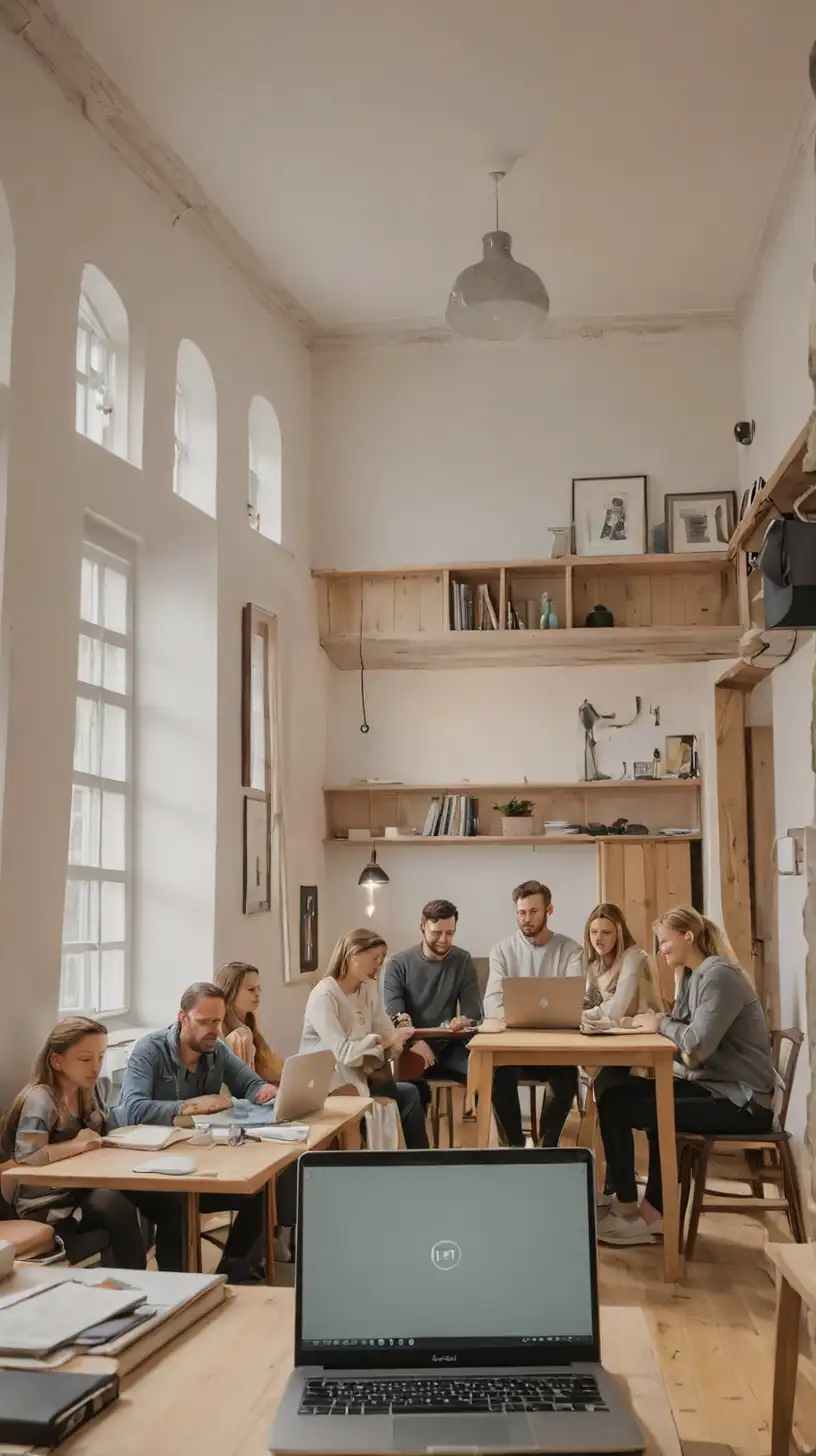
[51,0,815,332]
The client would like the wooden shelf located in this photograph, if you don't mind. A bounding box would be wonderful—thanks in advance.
[325,779,701,793]
[314,553,743,669]
[729,424,814,556]
[326,833,701,846]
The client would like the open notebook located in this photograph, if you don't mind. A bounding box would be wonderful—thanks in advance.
[103,1125,194,1152]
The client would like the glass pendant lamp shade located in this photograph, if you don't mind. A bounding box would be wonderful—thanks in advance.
[446,230,550,341]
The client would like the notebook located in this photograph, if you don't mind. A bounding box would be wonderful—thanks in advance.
[103,1125,194,1152]
[0,1368,119,1446]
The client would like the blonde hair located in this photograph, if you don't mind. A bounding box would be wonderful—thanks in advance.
[583,902,635,968]
[653,906,736,964]
[324,929,387,980]
[1,1017,107,1160]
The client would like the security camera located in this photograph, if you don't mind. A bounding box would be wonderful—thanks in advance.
[734,420,755,446]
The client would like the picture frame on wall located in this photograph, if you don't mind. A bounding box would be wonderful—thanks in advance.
[664,490,737,554]
[243,795,271,914]
[571,475,647,557]
[299,885,319,973]
[665,734,699,779]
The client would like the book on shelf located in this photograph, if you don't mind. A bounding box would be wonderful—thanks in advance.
[451,582,497,631]
[421,793,478,838]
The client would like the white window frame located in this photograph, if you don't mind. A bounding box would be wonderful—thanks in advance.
[248,439,261,531]
[76,293,115,449]
[173,381,189,497]
[60,530,134,1017]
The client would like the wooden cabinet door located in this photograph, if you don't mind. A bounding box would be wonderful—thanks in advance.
[599,839,692,1005]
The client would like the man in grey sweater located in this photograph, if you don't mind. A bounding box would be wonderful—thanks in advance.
[486,880,583,1148]
[382,899,483,1119]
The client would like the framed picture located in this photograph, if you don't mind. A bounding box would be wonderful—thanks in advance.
[665,734,699,779]
[571,475,647,557]
[243,795,270,914]
[633,760,655,780]
[299,886,319,973]
[665,491,737,553]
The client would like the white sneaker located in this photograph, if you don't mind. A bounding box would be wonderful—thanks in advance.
[596,1191,615,1214]
[596,1210,662,1246]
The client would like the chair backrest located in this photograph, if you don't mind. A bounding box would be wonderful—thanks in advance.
[771,1028,803,1130]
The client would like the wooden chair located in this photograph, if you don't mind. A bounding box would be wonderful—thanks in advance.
[678,1028,807,1259]
[428,1081,458,1148]
[0,1159,110,1267]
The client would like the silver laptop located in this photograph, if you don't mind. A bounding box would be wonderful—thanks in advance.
[269,1148,644,1455]
[271,1051,336,1124]
[503,976,586,1030]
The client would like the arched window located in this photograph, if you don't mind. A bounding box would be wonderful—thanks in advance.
[76,265,130,461]
[173,339,217,518]
[0,180,13,386]
[248,395,282,542]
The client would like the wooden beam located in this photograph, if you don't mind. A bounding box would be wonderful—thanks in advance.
[715,685,753,975]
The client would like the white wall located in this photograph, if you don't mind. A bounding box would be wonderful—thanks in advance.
[0,30,325,1101]
[313,328,742,570]
[739,137,816,1143]
[314,326,739,944]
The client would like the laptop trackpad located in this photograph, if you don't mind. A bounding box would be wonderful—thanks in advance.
[394,1414,535,1450]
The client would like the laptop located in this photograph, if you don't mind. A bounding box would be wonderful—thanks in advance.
[503,976,586,1030]
[271,1051,336,1124]
[269,1148,644,1454]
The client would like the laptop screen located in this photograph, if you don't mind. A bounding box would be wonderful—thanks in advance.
[297,1153,596,1361]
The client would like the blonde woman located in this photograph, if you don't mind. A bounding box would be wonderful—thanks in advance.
[213,961,284,1084]
[299,929,428,1148]
[596,907,776,1247]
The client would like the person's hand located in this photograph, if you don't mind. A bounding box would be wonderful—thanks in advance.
[73,1129,103,1151]
[392,1013,413,1029]
[412,1039,436,1069]
[389,1025,415,1054]
[181,1094,232,1116]
[255,1083,277,1104]
[448,1016,472,1033]
[632,1011,662,1034]
[226,1026,255,1066]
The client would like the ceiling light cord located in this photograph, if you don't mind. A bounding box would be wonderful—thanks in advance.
[359,577,369,734]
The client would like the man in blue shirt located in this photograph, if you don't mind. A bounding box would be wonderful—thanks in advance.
[114,981,287,1281]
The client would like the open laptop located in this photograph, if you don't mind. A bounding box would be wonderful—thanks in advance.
[503,976,585,1030]
[269,1148,644,1455]
[271,1051,336,1124]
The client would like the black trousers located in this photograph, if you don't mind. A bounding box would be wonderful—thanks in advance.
[597,1075,774,1212]
[491,1065,579,1147]
[127,1159,298,1272]
[371,1077,429,1149]
[45,1188,148,1269]
[409,1041,523,1143]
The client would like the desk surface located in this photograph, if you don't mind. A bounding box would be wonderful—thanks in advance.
[60,1289,681,1456]
[467,1028,675,1059]
[768,1241,816,1306]
[0,1098,370,1197]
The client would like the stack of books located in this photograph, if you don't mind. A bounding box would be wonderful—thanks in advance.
[422,795,478,837]
[451,583,498,631]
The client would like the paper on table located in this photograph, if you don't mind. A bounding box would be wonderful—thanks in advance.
[192,1098,276,1129]
[0,1281,145,1356]
[210,1124,308,1144]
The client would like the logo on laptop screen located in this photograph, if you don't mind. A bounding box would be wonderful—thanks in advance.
[539,996,549,1010]
[431,1240,462,1271]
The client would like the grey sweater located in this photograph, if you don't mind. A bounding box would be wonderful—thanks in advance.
[659,957,777,1108]
[382,945,482,1026]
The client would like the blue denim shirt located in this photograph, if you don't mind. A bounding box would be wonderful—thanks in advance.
[110,1023,266,1127]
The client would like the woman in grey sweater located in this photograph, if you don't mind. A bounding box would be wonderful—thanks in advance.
[596,906,776,1247]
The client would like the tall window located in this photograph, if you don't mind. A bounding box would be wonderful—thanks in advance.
[60,530,133,1016]
[247,395,282,543]
[172,339,217,517]
[76,293,114,448]
[172,382,189,497]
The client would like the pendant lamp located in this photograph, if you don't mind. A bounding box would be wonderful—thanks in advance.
[446,171,550,341]
[358,846,389,888]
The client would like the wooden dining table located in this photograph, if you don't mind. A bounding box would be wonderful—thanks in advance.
[0,1096,371,1284]
[465,1026,681,1281]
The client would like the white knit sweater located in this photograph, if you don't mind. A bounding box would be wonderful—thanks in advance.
[299,977,395,1096]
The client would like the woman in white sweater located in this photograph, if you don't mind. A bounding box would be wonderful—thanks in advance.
[299,928,429,1148]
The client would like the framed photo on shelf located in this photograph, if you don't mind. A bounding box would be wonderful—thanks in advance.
[633,760,656,780]
[664,490,737,553]
[571,475,647,557]
[299,886,319,973]
[665,734,699,778]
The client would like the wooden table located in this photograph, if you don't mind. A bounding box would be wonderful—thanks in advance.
[465,1028,681,1282]
[768,1242,816,1456]
[0,1097,370,1285]
[58,1290,682,1456]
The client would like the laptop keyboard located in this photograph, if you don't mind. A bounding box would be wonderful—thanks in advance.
[299,1374,608,1416]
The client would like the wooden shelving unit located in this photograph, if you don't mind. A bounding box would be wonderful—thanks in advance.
[729,423,814,556]
[314,553,744,669]
[324,778,702,844]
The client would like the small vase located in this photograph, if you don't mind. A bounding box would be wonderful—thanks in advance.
[539,592,551,630]
[585,603,614,628]
[501,816,534,838]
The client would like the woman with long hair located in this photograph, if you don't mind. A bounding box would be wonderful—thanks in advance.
[1,1018,147,1268]
[213,961,284,1083]
[299,929,428,1148]
[596,906,776,1247]
[582,902,663,1024]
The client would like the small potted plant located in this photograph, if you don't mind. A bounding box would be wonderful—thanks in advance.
[494,798,535,838]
